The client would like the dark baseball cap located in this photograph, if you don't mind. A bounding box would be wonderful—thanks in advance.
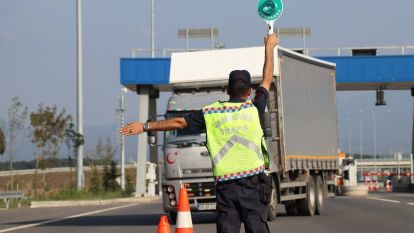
[228,70,251,89]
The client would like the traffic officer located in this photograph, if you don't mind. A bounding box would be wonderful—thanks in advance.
[120,33,278,233]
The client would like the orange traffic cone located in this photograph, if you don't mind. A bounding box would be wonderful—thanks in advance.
[386,181,391,192]
[369,180,373,191]
[157,215,171,233]
[375,180,379,191]
[175,187,194,233]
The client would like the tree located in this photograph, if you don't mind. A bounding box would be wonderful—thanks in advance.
[94,136,116,166]
[64,123,84,189]
[96,137,117,192]
[6,97,28,190]
[89,163,102,194]
[30,104,72,190]
[0,127,5,155]
[103,160,120,192]
[123,172,134,197]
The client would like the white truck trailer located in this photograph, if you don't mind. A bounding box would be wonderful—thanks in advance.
[151,46,339,222]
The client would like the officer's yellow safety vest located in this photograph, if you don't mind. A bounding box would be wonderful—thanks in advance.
[203,100,269,182]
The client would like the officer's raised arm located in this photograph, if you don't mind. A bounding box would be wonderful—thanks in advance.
[260,33,279,91]
[120,117,188,136]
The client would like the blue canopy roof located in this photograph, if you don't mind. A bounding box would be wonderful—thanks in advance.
[120,55,414,91]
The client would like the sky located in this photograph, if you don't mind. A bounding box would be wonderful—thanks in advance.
[1,0,413,161]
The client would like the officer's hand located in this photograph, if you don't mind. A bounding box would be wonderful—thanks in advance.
[264,33,278,50]
[120,122,144,136]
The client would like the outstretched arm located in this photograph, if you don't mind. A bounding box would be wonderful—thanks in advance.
[261,33,279,91]
[120,117,188,136]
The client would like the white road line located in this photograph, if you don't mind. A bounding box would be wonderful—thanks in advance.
[407,203,414,206]
[366,197,401,203]
[0,203,138,233]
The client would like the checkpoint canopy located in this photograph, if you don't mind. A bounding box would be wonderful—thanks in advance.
[120,46,335,91]
[322,55,414,91]
[121,48,414,92]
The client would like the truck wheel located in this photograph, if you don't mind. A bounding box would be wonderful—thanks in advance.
[168,212,177,224]
[315,176,324,215]
[297,176,316,216]
[284,201,298,216]
[267,177,278,221]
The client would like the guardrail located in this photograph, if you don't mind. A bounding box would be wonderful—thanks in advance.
[130,45,414,57]
[0,191,24,209]
[0,164,136,177]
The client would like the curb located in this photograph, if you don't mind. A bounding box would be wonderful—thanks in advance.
[30,196,161,208]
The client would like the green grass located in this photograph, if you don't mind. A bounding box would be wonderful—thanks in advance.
[0,198,31,208]
[0,189,133,208]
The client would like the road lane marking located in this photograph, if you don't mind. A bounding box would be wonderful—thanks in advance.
[407,203,414,206]
[0,203,138,233]
[366,197,400,203]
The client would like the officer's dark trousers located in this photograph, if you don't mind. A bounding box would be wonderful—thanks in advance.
[215,175,270,233]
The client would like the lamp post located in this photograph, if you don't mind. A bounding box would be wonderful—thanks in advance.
[151,0,155,58]
[117,88,128,190]
[76,0,84,190]
[348,129,352,156]
[359,109,391,177]
[373,112,377,173]
[359,119,363,159]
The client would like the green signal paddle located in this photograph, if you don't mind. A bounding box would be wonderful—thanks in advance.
[257,0,284,35]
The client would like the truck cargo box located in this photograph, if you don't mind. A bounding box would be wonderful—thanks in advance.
[157,47,339,172]
[278,50,339,171]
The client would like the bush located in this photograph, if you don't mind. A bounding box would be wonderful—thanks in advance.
[122,173,134,197]
[103,161,120,192]
[0,198,31,208]
[89,164,102,194]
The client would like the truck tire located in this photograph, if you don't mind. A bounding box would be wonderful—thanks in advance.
[284,201,298,216]
[169,212,177,224]
[315,176,324,215]
[267,177,278,221]
[296,176,316,216]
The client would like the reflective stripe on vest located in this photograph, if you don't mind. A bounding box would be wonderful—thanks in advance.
[203,100,267,180]
[212,134,264,165]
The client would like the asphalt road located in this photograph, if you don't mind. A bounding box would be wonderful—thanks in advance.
[0,192,413,233]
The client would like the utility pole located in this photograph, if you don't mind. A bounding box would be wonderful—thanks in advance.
[411,88,414,184]
[76,0,84,190]
[117,88,127,190]
[359,120,363,159]
[411,154,414,184]
[151,0,155,58]
[373,112,377,174]
[348,130,352,156]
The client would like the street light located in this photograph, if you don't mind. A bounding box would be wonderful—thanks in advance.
[346,117,364,159]
[359,119,363,159]
[76,0,84,190]
[117,88,128,190]
[359,109,391,175]
[151,0,155,58]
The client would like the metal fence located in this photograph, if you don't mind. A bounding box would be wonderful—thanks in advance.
[130,45,414,58]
